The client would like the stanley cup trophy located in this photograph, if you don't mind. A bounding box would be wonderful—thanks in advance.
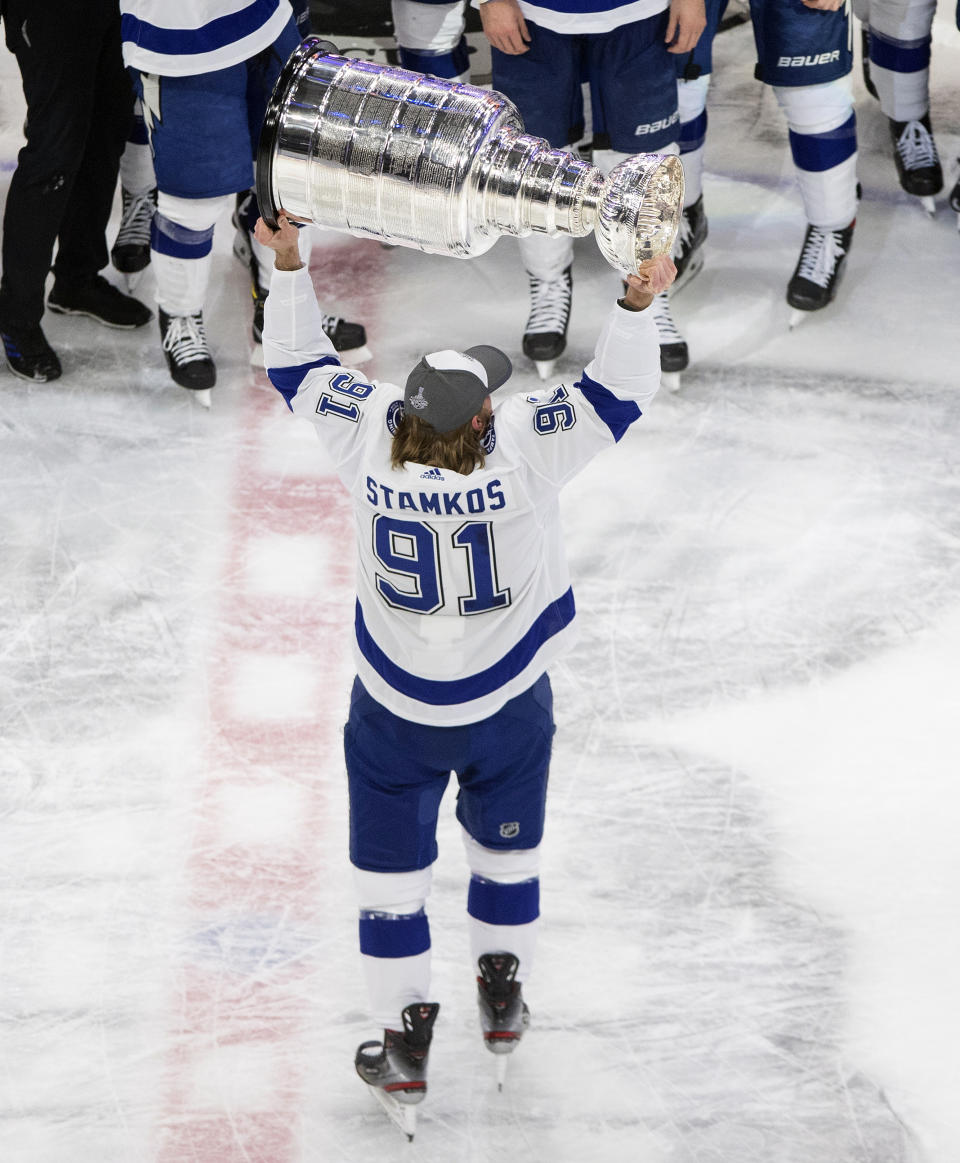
[256,38,684,278]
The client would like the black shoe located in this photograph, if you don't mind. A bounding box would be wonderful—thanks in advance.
[48,274,152,329]
[787,221,855,312]
[1,323,61,382]
[159,308,216,391]
[890,114,943,198]
[111,187,157,274]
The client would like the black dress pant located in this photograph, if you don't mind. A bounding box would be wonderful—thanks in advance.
[0,0,133,327]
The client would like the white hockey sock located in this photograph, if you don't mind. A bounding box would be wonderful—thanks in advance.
[775,79,859,229]
[151,193,230,316]
[519,232,574,281]
[462,832,540,983]
[677,75,711,207]
[354,866,434,1030]
[863,0,936,122]
[119,99,156,196]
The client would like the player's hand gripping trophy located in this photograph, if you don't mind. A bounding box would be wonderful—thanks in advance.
[256,38,683,298]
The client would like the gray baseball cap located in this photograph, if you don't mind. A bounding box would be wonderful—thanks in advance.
[403,345,512,435]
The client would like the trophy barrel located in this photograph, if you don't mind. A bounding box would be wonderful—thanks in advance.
[256,36,525,257]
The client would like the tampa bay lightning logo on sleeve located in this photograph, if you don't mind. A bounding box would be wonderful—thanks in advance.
[386,399,404,435]
[481,415,497,454]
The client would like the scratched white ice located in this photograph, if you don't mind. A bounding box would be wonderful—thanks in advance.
[1,11,959,1163]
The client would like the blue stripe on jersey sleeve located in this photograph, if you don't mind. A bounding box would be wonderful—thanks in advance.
[267,355,341,410]
[574,370,642,442]
[121,0,280,57]
[355,587,576,706]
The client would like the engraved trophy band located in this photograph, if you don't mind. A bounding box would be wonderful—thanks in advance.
[256,37,684,276]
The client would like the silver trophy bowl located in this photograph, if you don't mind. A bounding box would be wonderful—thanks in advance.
[257,38,683,276]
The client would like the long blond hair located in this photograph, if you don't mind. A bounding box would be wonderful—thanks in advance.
[390,413,487,474]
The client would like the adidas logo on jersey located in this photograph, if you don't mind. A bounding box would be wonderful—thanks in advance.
[420,466,445,481]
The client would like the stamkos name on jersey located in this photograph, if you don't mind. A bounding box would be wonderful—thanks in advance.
[778,50,840,67]
[634,110,680,136]
[366,475,506,514]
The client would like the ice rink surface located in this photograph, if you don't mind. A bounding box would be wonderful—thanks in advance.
[2,11,960,1163]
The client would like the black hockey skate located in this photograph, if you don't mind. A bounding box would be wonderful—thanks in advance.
[671,194,708,293]
[159,308,216,403]
[786,220,855,319]
[111,187,157,280]
[523,266,572,381]
[477,952,530,1089]
[355,1002,439,1141]
[890,115,942,214]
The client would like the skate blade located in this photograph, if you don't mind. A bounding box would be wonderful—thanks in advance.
[919,195,936,216]
[533,359,556,382]
[371,1087,418,1141]
[250,344,265,368]
[496,1054,510,1091]
[661,371,682,393]
[788,308,810,330]
[186,388,212,409]
[123,269,147,293]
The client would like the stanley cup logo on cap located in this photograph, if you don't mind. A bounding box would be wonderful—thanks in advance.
[408,384,428,411]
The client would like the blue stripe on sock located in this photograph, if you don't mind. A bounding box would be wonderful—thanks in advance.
[468,876,540,926]
[398,38,470,80]
[267,356,342,410]
[869,30,931,74]
[359,909,431,958]
[679,109,707,154]
[788,112,857,174]
[150,214,215,259]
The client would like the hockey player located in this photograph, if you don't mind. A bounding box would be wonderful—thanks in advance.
[0,0,152,384]
[749,0,860,316]
[119,0,366,401]
[255,211,677,1137]
[477,0,705,380]
[855,0,942,213]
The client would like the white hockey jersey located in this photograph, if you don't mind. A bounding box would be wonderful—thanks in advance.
[120,0,292,76]
[263,265,661,727]
[483,0,669,36]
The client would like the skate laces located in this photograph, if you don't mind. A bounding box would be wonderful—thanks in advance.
[162,313,210,363]
[526,272,572,335]
[896,120,939,170]
[649,292,683,343]
[116,190,156,246]
[796,227,847,289]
